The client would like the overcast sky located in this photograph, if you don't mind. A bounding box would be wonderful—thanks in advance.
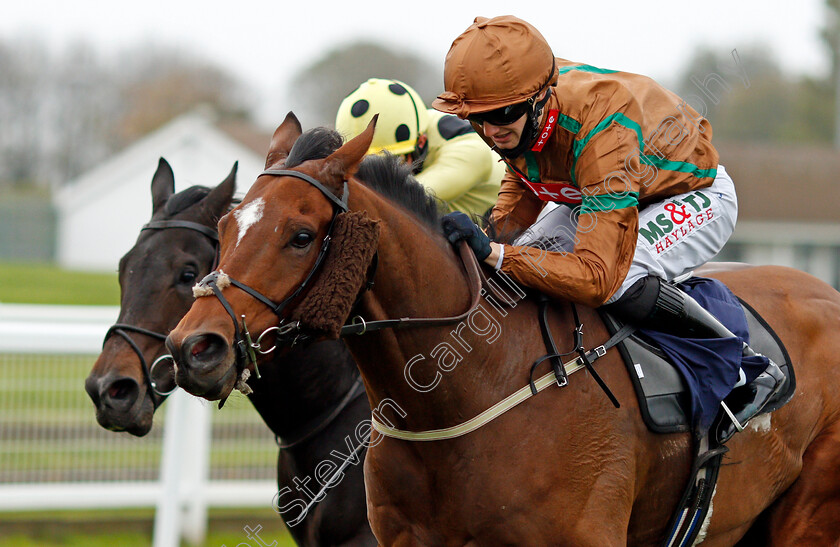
[1,0,830,128]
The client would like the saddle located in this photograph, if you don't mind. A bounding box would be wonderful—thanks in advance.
[596,291,797,546]
[598,295,796,434]
[480,266,796,546]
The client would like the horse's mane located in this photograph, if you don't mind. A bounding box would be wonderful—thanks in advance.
[285,127,443,230]
[163,186,212,217]
[286,127,344,168]
[485,218,526,245]
[356,153,442,228]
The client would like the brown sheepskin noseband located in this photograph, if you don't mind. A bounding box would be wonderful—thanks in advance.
[292,210,380,338]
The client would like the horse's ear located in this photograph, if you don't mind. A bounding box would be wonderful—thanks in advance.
[199,162,237,223]
[323,114,377,180]
[151,158,175,215]
[265,112,303,168]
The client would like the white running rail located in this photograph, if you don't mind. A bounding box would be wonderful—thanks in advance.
[0,304,277,547]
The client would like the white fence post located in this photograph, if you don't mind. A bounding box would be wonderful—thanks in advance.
[182,392,212,545]
[153,389,212,547]
[154,389,188,547]
[0,304,277,535]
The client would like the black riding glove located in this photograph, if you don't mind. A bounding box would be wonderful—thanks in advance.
[441,212,491,261]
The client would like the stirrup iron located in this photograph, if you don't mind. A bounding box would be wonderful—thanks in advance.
[719,401,745,433]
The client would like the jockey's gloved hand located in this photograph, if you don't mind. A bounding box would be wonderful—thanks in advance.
[441,212,491,261]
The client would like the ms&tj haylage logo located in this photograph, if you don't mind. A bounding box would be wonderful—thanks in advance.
[638,189,715,255]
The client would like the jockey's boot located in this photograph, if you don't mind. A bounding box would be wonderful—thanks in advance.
[607,276,786,442]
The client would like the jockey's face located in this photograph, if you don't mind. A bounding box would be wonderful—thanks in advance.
[480,114,528,150]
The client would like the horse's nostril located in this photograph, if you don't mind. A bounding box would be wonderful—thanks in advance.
[190,338,210,357]
[182,333,228,368]
[102,378,139,408]
[108,380,133,400]
[85,376,101,406]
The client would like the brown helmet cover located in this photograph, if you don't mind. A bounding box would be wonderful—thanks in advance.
[433,15,558,119]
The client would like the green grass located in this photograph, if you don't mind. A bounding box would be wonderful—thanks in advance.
[0,354,276,479]
[0,508,297,546]
[0,262,119,305]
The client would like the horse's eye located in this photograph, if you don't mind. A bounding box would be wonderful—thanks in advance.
[178,269,197,285]
[291,232,314,249]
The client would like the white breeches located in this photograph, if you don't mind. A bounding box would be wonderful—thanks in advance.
[512,164,738,303]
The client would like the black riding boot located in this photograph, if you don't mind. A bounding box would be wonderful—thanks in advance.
[606,276,786,442]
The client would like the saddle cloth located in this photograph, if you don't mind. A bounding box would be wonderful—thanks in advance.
[599,277,795,434]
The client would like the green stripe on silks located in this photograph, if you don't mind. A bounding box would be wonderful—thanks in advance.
[556,112,582,134]
[580,192,640,215]
[571,113,644,185]
[557,64,619,75]
[574,113,644,155]
[546,103,715,190]
[524,151,541,182]
[642,156,718,180]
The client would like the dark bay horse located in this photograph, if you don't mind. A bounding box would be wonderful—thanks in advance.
[166,118,840,545]
[85,155,375,546]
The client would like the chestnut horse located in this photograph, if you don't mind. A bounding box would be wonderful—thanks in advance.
[85,157,375,546]
[167,117,840,545]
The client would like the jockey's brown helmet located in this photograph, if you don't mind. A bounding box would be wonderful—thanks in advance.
[432,15,558,158]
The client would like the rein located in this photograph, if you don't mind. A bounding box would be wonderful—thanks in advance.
[192,170,347,401]
[372,307,635,442]
[193,169,486,393]
[102,219,219,400]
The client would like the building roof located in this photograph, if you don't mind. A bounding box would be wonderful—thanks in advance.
[217,118,271,158]
[53,110,269,271]
[717,141,840,223]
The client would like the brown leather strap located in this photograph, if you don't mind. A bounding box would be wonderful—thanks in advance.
[339,241,485,336]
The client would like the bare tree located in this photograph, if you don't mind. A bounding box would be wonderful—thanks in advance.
[675,45,833,144]
[286,41,442,128]
[113,45,254,143]
[0,38,255,189]
[0,38,49,186]
[821,0,840,147]
[49,41,122,182]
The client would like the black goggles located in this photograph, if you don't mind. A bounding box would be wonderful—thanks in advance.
[467,100,531,126]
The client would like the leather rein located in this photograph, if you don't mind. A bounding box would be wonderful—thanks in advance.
[193,169,486,391]
[192,168,625,450]
[103,219,219,401]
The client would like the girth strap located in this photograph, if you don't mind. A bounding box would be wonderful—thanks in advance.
[571,303,621,408]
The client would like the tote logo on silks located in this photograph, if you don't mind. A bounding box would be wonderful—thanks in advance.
[639,190,715,254]
[519,178,582,204]
[531,110,559,152]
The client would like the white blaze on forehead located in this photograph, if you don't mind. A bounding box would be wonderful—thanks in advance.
[233,198,265,248]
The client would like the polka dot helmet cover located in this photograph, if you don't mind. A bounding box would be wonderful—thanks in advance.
[336,78,429,155]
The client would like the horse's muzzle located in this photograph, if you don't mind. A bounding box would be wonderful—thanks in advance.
[167,331,237,400]
[85,372,153,436]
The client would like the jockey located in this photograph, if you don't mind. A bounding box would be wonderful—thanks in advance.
[433,15,784,441]
[336,78,504,216]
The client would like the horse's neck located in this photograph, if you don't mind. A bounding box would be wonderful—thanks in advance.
[352,183,474,318]
[345,186,527,429]
[246,341,358,439]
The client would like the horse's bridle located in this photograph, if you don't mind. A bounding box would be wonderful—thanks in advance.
[102,219,219,401]
[193,169,349,387]
[191,167,485,522]
[193,168,485,388]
